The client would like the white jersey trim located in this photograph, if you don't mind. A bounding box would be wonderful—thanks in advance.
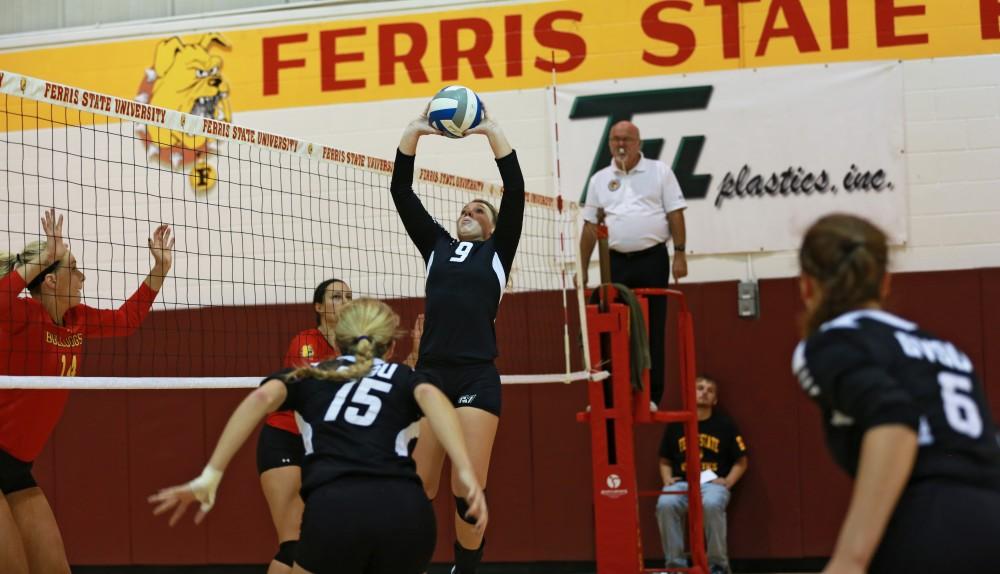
[295,411,314,456]
[492,253,506,302]
[394,420,421,457]
[791,341,820,398]
[820,309,917,332]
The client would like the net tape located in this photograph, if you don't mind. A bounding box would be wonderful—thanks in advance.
[0,371,609,389]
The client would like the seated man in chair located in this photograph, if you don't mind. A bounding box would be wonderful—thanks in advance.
[655,376,748,574]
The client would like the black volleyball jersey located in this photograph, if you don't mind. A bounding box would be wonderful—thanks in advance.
[390,149,525,365]
[793,309,1000,488]
[267,357,432,495]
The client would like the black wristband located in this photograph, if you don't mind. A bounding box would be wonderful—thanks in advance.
[673,244,686,253]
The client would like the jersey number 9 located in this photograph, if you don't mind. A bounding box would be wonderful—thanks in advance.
[450,241,473,263]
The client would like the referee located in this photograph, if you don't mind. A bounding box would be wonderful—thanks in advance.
[579,120,688,406]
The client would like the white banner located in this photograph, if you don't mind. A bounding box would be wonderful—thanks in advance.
[556,61,907,255]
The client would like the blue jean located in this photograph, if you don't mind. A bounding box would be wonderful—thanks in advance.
[655,481,731,573]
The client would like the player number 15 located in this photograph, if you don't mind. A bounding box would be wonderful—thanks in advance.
[324,377,392,427]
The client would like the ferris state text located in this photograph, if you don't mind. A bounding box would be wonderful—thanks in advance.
[261,1,1000,95]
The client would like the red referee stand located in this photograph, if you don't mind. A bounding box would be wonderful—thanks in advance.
[578,285,708,574]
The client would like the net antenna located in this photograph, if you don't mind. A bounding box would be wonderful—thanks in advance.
[0,70,593,390]
[548,51,596,384]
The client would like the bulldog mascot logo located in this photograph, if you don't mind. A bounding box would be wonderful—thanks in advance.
[135,33,231,193]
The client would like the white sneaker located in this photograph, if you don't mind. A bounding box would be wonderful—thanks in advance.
[650,400,659,412]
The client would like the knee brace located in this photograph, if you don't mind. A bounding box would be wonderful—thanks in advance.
[274,540,297,567]
[454,490,486,525]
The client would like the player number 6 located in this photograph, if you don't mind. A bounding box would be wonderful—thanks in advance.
[938,372,983,439]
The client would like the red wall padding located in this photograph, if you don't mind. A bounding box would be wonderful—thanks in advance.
[30,268,1000,564]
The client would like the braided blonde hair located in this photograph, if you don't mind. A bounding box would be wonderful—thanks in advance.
[288,298,403,382]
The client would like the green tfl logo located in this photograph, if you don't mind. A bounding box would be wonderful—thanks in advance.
[570,87,713,203]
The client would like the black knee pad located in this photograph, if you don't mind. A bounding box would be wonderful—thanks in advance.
[274,540,297,567]
[454,490,486,525]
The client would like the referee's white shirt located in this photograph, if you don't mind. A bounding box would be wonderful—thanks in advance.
[582,155,687,253]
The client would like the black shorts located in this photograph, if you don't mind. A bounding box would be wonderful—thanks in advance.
[296,477,436,574]
[256,424,305,475]
[0,448,37,495]
[870,479,1000,573]
[418,362,501,416]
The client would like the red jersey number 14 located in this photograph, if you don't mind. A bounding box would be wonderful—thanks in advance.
[59,354,78,376]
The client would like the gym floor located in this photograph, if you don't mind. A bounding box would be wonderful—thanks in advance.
[73,560,824,573]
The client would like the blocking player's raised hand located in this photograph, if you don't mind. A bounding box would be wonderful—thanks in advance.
[411,313,424,342]
[144,224,175,291]
[148,224,175,272]
[41,208,67,266]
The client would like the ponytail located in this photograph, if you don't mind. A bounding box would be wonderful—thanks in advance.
[799,214,888,336]
[0,241,56,290]
[0,251,18,277]
[288,299,402,382]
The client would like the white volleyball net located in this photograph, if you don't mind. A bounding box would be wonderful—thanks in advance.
[0,70,589,389]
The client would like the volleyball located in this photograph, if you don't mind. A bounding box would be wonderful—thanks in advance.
[428,85,484,138]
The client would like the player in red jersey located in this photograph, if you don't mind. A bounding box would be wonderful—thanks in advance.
[257,278,352,573]
[0,209,173,574]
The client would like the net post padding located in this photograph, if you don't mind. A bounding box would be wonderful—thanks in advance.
[579,288,707,574]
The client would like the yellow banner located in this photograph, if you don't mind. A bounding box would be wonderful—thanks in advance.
[0,0,998,113]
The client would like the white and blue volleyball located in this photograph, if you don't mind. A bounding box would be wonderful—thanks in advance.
[428,85,484,138]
